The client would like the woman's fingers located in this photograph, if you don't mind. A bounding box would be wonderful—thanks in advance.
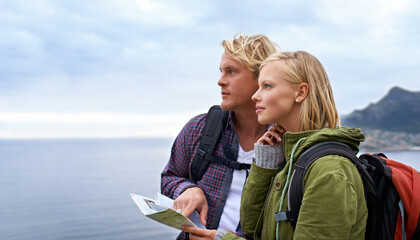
[182,226,216,240]
[257,125,287,146]
[257,134,274,145]
[257,125,284,145]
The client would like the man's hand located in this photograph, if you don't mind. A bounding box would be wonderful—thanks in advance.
[173,187,209,225]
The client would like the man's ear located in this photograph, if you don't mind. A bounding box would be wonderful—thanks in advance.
[295,83,309,103]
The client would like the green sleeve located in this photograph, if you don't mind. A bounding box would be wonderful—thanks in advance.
[240,163,279,239]
[221,231,245,240]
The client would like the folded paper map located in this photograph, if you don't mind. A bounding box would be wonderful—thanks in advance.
[130,192,205,231]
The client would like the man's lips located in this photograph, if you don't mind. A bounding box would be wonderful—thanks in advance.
[221,92,230,97]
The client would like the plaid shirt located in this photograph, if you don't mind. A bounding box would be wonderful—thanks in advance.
[161,111,245,239]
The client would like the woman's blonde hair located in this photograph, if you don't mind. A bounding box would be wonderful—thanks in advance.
[260,51,340,131]
[222,33,279,78]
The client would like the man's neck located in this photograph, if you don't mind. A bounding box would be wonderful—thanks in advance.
[232,108,268,151]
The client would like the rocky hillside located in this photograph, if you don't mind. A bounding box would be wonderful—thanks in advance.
[342,87,420,151]
[342,87,420,133]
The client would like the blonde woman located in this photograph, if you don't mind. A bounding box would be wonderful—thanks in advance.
[184,51,367,239]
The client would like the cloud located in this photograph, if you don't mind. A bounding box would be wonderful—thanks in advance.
[1,0,420,138]
[254,0,420,114]
[84,0,210,27]
[0,0,223,118]
[256,0,418,63]
[0,0,214,80]
[0,112,191,123]
[0,71,221,115]
[0,112,203,139]
[319,0,416,26]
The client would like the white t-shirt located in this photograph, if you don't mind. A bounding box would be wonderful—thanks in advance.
[218,145,254,234]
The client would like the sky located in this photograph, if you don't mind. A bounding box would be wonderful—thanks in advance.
[1,0,420,139]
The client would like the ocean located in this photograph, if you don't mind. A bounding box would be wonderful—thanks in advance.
[1,138,419,240]
[0,138,179,240]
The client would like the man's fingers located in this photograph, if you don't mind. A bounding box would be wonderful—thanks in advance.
[173,199,186,212]
[199,203,208,225]
[181,204,195,218]
[173,187,208,220]
[172,201,180,210]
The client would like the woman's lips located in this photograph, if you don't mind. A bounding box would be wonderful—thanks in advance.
[255,105,264,114]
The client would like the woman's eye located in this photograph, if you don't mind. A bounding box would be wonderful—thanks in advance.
[264,83,271,89]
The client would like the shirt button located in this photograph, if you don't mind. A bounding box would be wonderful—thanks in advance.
[275,181,282,190]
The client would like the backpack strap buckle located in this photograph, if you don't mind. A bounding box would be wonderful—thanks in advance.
[275,211,292,222]
[226,161,251,170]
[196,149,206,159]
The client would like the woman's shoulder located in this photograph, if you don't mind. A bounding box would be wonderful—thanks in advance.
[304,154,362,184]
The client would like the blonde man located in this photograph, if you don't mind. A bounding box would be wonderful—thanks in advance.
[161,34,278,239]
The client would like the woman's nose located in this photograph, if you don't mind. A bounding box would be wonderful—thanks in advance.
[252,91,260,102]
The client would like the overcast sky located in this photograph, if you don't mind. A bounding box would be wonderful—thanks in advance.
[1,0,420,138]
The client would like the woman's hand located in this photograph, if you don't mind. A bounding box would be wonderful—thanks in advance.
[257,125,285,146]
[182,225,217,240]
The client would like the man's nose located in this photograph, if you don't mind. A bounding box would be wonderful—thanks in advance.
[218,76,226,86]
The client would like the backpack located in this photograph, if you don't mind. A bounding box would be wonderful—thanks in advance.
[190,105,251,182]
[277,141,420,240]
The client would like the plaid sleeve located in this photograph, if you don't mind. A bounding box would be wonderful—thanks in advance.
[160,114,206,199]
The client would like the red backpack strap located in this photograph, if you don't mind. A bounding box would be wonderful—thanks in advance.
[381,156,420,240]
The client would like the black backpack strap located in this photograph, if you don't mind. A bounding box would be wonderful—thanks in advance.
[190,105,229,182]
[277,141,375,230]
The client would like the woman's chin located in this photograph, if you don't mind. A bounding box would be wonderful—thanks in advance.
[257,117,272,125]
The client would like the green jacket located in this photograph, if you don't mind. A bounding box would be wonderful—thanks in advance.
[223,127,367,240]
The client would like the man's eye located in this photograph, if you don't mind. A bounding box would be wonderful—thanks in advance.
[264,83,271,89]
[228,70,235,74]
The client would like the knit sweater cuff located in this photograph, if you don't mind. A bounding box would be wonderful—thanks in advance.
[254,143,283,169]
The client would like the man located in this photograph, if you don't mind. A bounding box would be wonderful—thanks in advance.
[161,34,278,239]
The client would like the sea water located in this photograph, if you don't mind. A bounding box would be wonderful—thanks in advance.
[381,150,420,171]
[0,138,179,240]
[0,139,419,240]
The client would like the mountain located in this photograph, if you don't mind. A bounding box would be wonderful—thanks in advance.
[342,86,420,133]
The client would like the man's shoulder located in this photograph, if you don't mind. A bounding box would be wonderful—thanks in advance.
[184,113,207,131]
[188,113,208,124]
[181,107,232,137]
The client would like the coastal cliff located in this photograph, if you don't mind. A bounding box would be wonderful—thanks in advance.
[342,87,420,152]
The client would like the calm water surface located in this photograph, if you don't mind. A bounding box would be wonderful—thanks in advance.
[0,138,179,240]
[0,139,419,240]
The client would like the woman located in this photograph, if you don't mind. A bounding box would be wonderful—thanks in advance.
[183,51,367,240]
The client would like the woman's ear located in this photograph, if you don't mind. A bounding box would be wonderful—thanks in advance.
[295,83,309,103]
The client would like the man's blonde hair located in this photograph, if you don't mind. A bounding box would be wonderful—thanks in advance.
[260,51,340,131]
[222,33,279,78]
